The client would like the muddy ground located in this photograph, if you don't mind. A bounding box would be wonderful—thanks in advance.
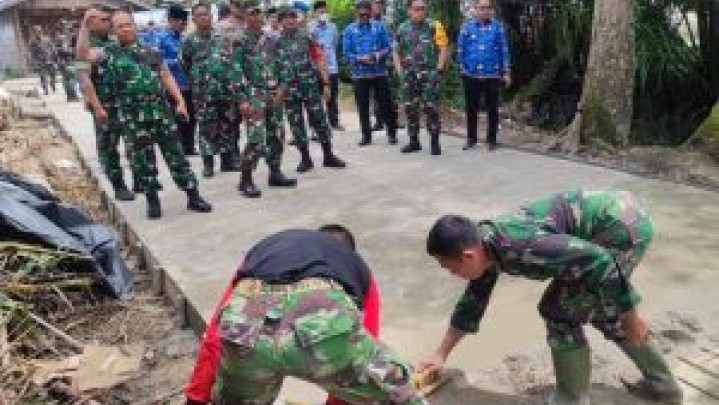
[0,96,195,405]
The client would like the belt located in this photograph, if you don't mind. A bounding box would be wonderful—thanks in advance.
[235,277,341,295]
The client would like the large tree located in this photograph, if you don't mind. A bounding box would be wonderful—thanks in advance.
[556,0,635,152]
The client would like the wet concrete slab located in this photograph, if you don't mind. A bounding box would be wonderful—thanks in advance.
[25,81,719,404]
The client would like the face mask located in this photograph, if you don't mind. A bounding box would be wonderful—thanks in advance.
[318,13,328,23]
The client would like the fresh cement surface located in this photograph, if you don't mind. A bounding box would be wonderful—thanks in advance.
[10,79,717,404]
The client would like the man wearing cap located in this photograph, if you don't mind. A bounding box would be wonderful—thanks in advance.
[156,5,197,156]
[75,4,137,201]
[343,1,398,147]
[181,1,241,178]
[232,1,297,198]
[184,225,427,405]
[393,0,449,156]
[419,189,683,404]
[276,6,346,173]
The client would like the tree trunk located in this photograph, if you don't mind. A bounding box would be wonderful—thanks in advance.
[556,0,635,152]
[686,100,719,162]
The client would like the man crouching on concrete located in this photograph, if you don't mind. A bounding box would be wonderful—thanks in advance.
[418,190,683,404]
[185,225,427,405]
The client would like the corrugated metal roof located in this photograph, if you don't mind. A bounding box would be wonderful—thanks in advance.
[0,0,151,13]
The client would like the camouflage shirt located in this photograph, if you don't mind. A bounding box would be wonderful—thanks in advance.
[451,190,646,333]
[231,30,278,100]
[275,30,318,88]
[28,37,56,70]
[88,34,117,106]
[395,19,439,73]
[180,30,239,101]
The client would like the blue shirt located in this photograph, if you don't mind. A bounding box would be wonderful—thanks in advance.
[342,20,391,78]
[309,20,339,74]
[155,28,189,89]
[457,18,511,78]
[139,28,161,50]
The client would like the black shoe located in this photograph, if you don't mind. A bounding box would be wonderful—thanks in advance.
[370,122,384,132]
[184,147,198,156]
[388,134,398,145]
[186,188,212,212]
[296,145,314,173]
[146,192,162,219]
[220,153,241,172]
[202,155,214,178]
[401,139,422,154]
[462,140,478,150]
[268,170,298,187]
[430,136,442,156]
[321,142,346,168]
[238,171,261,198]
[332,124,345,131]
[112,179,135,201]
[358,137,372,147]
[487,143,499,152]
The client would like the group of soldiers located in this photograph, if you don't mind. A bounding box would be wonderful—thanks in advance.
[28,22,80,101]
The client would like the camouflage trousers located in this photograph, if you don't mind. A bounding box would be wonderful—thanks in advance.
[241,102,285,172]
[214,279,427,405]
[37,66,56,94]
[121,103,198,193]
[59,66,78,101]
[94,106,134,184]
[195,98,240,156]
[284,83,332,146]
[401,71,441,138]
[538,194,654,351]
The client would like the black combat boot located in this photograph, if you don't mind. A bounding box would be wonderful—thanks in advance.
[202,155,214,178]
[145,191,162,220]
[321,141,346,168]
[111,178,134,201]
[220,153,241,172]
[132,177,143,194]
[430,134,441,156]
[185,188,212,212]
[401,135,422,153]
[268,169,297,188]
[358,134,372,147]
[296,144,314,173]
[238,169,261,198]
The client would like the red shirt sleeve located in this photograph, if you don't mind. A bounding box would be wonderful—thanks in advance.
[325,273,381,405]
[184,260,246,403]
[309,38,324,64]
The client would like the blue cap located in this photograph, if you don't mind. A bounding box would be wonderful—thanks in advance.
[293,1,310,12]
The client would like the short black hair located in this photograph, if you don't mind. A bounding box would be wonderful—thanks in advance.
[168,4,189,20]
[319,224,356,251]
[267,7,278,15]
[192,1,211,14]
[426,215,481,258]
[355,1,372,10]
[90,3,117,13]
[314,1,327,10]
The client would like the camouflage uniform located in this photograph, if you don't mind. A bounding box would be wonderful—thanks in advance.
[98,42,198,193]
[28,36,57,95]
[83,35,136,188]
[275,30,332,147]
[214,279,428,405]
[232,31,285,173]
[451,189,653,351]
[395,19,443,149]
[180,31,240,157]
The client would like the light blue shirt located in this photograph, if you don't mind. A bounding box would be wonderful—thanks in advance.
[309,19,339,74]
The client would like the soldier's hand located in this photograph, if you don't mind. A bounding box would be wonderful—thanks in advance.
[176,102,189,121]
[416,352,446,383]
[621,309,650,347]
[93,105,108,122]
[322,84,331,102]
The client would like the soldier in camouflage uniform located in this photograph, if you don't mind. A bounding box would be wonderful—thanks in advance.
[181,2,241,178]
[232,2,297,198]
[420,190,683,405]
[28,26,57,95]
[75,4,136,201]
[209,227,428,405]
[276,6,346,173]
[393,0,449,156]
[79,10,212,220]
[55,20,79,102]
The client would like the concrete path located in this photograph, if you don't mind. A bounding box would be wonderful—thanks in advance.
[10,79,718,404]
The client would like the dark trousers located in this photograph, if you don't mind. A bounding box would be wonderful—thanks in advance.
[353,76,397,140]
[463,76,500,146]
[178,89,197,154]
[327,73,340,127]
